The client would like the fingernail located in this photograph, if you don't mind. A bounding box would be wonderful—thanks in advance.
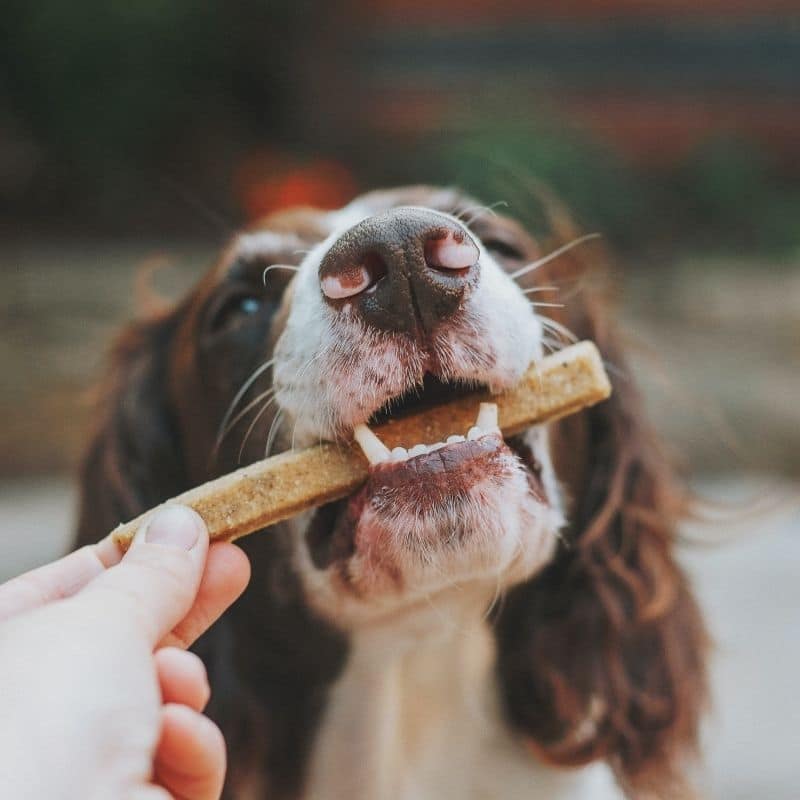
[144,506,204,550]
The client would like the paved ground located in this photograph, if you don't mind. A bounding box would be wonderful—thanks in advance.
[1,474,797,798]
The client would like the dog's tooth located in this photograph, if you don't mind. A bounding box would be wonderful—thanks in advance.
[446,434,466,444]
[408,444,428,458]
[428,442,446,452]
[391,446,408,462]
[353,424,391,465]
[467,426,483,441]
[476,402,499,432]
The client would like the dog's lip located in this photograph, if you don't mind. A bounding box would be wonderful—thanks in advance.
[305,434,507,571]
[367,431,505,488]
[349,400,549,501]
[305,425,547,570]
[364,430,546,499]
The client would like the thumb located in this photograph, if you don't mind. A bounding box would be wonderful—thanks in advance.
[74,505,210,647]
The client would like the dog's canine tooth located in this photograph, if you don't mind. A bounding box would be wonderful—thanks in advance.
[476,402,499,432]
[354,424,391,464]
[446,434,466,444]
[466,426,483,441]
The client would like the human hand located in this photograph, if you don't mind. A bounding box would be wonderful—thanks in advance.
[0,505,250,800]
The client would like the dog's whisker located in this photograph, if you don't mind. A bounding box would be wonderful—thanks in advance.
[509,233,602,281]
[528,302,565,309]
[214,387,277,453]
[541,338,559,355]
[541,331,567,350]
[288,347,331,452]
[230,346,327,462]
[602,359,629,382]
[265,408,285,457]
[539,317,579,343]
[459,200,509,228]
[218,358,277,446]
[262,264,300,285]
[237,395,278,464]
[521,286,559,295]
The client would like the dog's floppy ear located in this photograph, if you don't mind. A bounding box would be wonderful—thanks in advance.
[75,308,187,547]
[493,242,708,798]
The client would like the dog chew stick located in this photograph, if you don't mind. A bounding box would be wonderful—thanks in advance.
[111,340,610,550]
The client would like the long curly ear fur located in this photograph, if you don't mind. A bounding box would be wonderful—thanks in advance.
[493,234,708,798]
[75,309,187,547]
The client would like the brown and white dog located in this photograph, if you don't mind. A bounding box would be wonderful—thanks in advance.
[75,186,707,800]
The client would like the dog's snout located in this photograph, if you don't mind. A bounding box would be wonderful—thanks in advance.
[319,208,479,333]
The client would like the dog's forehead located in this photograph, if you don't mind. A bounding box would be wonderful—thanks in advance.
[231,186,480,262]
[338,186,477,220]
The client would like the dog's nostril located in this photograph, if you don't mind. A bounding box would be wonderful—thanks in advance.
[424,231,479,274]
[321,251,388,299]
[361,252,389,293]
[319,209,480,332]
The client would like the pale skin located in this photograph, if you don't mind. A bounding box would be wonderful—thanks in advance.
[0,505,251,800]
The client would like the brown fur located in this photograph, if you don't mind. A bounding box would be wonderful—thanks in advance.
[74,187,707,799]
[494,227,708,798]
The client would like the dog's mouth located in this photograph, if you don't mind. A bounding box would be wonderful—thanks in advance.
[305,376,548,572]
[348,372,525,493]
[352,397,544,507]
[358,390,499,460]
[367,373,484,427]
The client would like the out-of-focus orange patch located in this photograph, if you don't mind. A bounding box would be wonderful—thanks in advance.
[235,154,357,221]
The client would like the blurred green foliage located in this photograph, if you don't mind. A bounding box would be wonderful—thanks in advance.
[416,124,800,255]
[674,137,800,254]
[2,4,799,254]
[2,0,303,217]
[420,120,648,247]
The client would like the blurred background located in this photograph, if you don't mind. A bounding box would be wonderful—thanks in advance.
[1,2,798,797]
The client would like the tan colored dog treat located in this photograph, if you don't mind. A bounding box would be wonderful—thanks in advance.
[112,340,611,550]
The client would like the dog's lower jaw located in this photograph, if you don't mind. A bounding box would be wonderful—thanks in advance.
[292,426,564,627]
[302,590,622,800]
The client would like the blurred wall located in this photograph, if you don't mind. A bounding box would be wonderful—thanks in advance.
[3,1,800,245]
[1,1,799,479]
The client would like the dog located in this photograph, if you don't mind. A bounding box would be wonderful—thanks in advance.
[75,186,707,799]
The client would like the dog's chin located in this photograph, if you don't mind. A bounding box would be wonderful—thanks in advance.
[296,431,562,627]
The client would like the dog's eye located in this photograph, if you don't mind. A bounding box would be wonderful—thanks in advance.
[208,291,264,334]
[483,238,525,262]
[238,297,261,315]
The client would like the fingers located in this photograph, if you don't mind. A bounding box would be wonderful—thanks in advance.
[155,647,210,712]
[0,545,108,622]
[154,703,226,800]
[0,527,128,622]
[160,542,250,650]
[93,532,126,568]
[74,506,210,646]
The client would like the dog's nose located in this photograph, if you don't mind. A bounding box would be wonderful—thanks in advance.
[319,208,480,333]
